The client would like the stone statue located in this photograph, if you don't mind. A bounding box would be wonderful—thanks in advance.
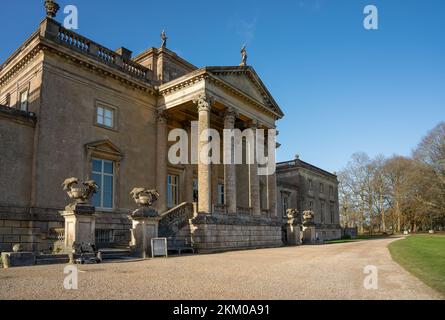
[161,30,168,48]
[302,210,315,227]
[62,177,99,209]
[44,0,60,18]
[240,45,248,66]
[130,188,160,207]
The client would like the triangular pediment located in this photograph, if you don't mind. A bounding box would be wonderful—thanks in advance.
[206,66,284,118]
[85,140,123,159]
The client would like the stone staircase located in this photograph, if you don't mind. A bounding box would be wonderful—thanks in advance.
[158,202,197,254]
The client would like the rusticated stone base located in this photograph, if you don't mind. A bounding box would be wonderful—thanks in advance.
[190,214,283,253]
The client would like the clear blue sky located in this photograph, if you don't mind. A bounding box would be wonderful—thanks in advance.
[1,0,444,172]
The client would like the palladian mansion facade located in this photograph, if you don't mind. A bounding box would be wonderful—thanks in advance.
[0,3,341,253]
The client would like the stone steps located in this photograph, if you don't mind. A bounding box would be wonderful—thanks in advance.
[98,248,133,260]
[36,254,70,265]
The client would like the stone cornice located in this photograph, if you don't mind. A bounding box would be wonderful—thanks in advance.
[0,104,37,127]
[158,68,283,120]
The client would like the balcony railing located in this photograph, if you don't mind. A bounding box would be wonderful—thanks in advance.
[42,19,152,82]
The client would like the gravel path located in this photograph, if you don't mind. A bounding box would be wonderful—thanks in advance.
[0,237,442,300]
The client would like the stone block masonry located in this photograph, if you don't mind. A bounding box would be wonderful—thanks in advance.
[190,214,283,253]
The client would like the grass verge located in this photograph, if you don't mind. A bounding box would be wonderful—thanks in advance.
[388,235,445,296]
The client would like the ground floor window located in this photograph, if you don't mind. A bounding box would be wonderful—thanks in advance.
[282,194,289,216]
[92,158,114,210]
[217,183,224,205]
[193,179,198,202]
[330,204,335,223]
[321,201,325,223]
[167,174,180,208]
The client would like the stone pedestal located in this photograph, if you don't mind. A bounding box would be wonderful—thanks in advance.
[60,204,96,252]
[303,226,316,244]
[130,208,161,258]
[286,223,302,246]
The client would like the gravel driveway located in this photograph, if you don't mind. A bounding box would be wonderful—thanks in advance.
[0,237,442,300]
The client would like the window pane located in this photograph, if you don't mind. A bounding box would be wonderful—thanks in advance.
[92,173,102,207]
[102,175,113,208]
[103,161,113,174]
[104,117,113,127]
[97,107,104,116]
[92,160,102,173]
[103,191,113,208]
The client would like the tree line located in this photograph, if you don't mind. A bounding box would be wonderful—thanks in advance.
[338,122,445,234]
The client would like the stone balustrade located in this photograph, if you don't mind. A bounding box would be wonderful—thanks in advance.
[41,19,152,82]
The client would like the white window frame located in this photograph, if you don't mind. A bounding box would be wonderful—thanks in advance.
[92,158,115,210]
[19,90,28,111]
[96,104,115,129]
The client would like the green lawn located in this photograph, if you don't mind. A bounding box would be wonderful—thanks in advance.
[388,235,445,296]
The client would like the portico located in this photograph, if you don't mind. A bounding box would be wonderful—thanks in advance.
[154,67,282,219]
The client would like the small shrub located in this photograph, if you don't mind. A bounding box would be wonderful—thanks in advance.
[342,234,352,240]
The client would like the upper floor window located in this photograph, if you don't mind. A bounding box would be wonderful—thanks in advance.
[19,90,28,111]
[92,158,114,210]
[320,183,324,194]
[329,186,334,197]
[308,179,313,191]
[96,105,115,128]
[217,183,225,205]
[167,174,180,208]
[309,200,314,210]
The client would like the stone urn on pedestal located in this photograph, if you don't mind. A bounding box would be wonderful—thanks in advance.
[60,178,99,255]
[302,210,316,244]
[285,209,302,246]
[129,188,161,258]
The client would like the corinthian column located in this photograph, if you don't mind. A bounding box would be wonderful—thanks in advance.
[249,121,261,216]
[193,93,213,214]
[156,110,168,213]
[223,108,237,214]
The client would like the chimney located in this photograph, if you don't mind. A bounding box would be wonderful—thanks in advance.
[115,47,133,60]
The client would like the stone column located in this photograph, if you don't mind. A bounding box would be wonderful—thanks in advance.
[184,125,194,203]
[156,111,168,213]
[224,108,237,214]
[248,121,261,216]
[268,172,278,217]
[194,94,212,214]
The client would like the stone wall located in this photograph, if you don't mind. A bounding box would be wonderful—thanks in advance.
[190,214,283,253]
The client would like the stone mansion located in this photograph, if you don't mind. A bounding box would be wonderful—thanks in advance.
[0,5,340,253]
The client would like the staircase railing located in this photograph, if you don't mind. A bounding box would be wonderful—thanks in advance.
[158,202,196,238]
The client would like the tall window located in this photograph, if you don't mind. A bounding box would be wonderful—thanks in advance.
[167,174,179,208]
[330,204,335,223]
[309,200,313,210]
[329,186,334,197]
[19,90,28,111]
[92,159,114,209]
[5,93,10,107]
[308,179,313,191]
[97,105,114,128]
[193,179,198,203]
[282,194,289,216]
[217,183,225,205]
[320,201,325,223]
[320,183,324,194]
